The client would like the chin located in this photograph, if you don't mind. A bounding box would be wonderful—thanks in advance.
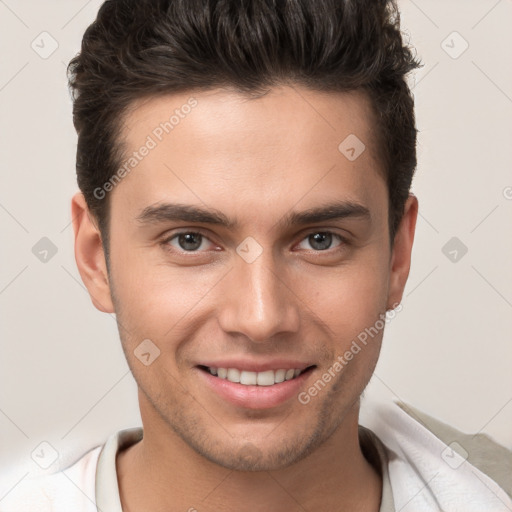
[182,425,327,472]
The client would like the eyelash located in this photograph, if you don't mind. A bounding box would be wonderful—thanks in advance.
[160,229,349,255]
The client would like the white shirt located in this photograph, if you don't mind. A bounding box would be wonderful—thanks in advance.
[2,399,511,512]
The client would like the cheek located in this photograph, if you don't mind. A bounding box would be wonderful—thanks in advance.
[304,257,389,340]
[109,250,221,344]
[308,264,389,396]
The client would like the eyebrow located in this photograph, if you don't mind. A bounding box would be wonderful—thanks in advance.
[136,200,371,230]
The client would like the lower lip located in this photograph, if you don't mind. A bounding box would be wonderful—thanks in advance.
[196,367,315,410]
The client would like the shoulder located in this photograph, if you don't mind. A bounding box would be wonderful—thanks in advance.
[397,401,512,498]
[0,446,101,512]
[360,398,512,510]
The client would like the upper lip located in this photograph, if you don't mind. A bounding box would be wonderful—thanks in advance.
[197,359,315,372]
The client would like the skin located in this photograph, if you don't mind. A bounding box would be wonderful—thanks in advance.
[72,85,418,511]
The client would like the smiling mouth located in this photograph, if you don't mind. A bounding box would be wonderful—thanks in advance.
[197,365,316,386]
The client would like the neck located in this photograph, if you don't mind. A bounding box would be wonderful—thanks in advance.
[117,401,382,512]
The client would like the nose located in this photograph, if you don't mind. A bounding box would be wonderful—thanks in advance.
[216,248,301,343]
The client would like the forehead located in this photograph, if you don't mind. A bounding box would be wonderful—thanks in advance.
[121,85,379,160]
[112,86,386,227]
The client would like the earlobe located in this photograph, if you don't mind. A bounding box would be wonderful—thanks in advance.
[386,194,419,310]
[71,192,115,313]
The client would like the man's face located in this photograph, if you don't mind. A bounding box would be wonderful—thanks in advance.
[93,86,412,471]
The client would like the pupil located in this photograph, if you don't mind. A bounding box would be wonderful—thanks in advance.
[179,233,202,251]
[310,232,331,250]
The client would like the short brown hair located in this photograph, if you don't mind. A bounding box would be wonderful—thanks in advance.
[67,0,420,262]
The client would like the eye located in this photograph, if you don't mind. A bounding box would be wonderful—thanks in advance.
[296,231,345,251]
[163,231,216,252]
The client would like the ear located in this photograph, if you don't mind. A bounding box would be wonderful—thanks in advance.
[386,194,419,310]
[71,192,114,313]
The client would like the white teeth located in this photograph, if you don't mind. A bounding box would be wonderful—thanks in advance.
[274,369,286,383]
[227,368,240,383]
[240,370,257,385]
[207,367,305,385]
[256,370,275,386]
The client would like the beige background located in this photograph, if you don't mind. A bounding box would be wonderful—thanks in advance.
[1,0,511,494]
